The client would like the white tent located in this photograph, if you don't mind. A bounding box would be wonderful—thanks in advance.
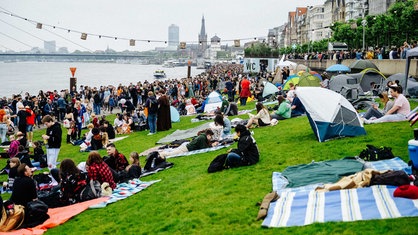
[295,87,366,142]
[204,91,223,113]
[277,55,297,70]
[262,81,279,98]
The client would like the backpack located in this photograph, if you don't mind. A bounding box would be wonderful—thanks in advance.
[144,151,169,172]
[24,200,49,228]
[0,202,25,232]
[149,99,158,113]
[359,145,395,161]
[79,180,102,202]
[208,153,228,173]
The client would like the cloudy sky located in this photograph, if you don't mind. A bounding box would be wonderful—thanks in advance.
[0,0,324,52]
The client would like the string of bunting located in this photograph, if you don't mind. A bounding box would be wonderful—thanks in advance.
[0,9,265,48]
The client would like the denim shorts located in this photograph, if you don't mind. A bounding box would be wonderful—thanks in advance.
[26,125,33,132]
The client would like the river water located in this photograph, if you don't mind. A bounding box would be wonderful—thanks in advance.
[0,62,201,97]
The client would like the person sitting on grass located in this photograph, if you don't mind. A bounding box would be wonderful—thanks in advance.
[159,129,219,158]
[362,91,394,121]
[118,151,142,182]
[86,151,116,189]
[246,102,271,129]
[364,85,410,124]
[225,124,260,168]
[270,95,291,120]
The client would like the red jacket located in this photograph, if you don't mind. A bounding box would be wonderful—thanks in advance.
[26,109,36,125]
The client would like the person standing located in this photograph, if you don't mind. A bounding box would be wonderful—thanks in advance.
[25,106,36,146]
[145,91,158,135]
[42,115,62,170]
[239,76,251,106]
[157,89,172,132]
[0,108,8,144]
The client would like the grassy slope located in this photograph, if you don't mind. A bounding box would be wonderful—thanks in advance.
[1,101,417,235]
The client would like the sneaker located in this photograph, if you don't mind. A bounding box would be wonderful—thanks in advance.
[147,132,155,135]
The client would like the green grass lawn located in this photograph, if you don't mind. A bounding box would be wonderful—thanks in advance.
[1,101,417,235]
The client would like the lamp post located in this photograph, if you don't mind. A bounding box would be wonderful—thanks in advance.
[362,19,367,51]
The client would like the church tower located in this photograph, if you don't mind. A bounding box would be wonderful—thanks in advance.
[198,15,207,57]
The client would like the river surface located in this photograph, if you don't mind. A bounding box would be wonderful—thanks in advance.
[0,62,201,97]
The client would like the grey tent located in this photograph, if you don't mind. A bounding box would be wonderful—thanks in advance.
[386,73,418,96]
[349,60,379,73]
[329,74,359,93]
[349,68,386,94]
[329,74,361,100]
[405,47,418,95]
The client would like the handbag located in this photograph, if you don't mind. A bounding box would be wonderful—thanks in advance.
[63,119,71,128]
[79,180,102,202]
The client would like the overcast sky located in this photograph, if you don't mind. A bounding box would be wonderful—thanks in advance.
[0,0,324,52]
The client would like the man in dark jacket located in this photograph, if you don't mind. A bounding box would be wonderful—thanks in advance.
[225,124,259,168]
[42,115,62,170]
[159,129,218,158]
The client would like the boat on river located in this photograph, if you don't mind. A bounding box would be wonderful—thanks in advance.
[153,70,166,79]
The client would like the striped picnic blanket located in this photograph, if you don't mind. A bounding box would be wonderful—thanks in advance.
[263,157,416,228]
[262,185,418,228]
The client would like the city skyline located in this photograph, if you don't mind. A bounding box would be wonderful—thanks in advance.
[0,0,324,52]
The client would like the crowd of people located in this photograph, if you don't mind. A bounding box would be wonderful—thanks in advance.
[0,58,414,230]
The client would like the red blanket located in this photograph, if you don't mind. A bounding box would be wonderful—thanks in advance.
[1,197,108,235]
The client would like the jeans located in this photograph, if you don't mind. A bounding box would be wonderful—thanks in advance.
[240,97,247,106]
[226,152,242,168]
[148,113,157,134]
[93,103,101,115]
[0,123,7,143]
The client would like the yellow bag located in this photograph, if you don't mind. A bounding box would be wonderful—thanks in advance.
[0,204,25,232]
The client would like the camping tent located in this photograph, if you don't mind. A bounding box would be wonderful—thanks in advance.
[298,72,321,87]
[405,47,418,95]
[349,68,386,93]
[262,81,279,98]
[277,55,297,70]
[295,87,366,142]
[282,75,299,91]
[329,74,358,93]
[204,91,223,113]
[170,106,180,122]
[389,73,418,96]
[349,60,379,73]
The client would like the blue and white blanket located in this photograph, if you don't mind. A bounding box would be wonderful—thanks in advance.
[262,185,418,228]
[89,179,160,208]
[263,157,416,228]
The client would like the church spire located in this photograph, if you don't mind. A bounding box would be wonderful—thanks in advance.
[198,15,207,56]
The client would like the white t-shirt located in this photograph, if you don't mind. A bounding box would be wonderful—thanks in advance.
[394,94,410,116]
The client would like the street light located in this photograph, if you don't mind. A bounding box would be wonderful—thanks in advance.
[362,19,367,51]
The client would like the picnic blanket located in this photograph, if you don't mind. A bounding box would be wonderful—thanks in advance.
[262,185,418,228]
[165,144,231,159]
[109,136,129,143]
[156,122,212,144]
[263,157,416,228]
[1,197,108,235]
[89,179,160,208]
[1,179,159,234]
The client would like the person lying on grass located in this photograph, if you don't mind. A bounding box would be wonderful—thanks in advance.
[159,129,219,158]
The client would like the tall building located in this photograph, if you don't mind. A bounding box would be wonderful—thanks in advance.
[369,0,396,16]
[307,5,325,42]
[44,40,56,53]
[168,24,179,48]
[198,15,207,57]
[345,0,368,21]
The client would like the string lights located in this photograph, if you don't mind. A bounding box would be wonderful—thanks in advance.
[0,9,262,49]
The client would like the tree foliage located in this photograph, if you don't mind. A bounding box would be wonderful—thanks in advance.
[245,0,418,57]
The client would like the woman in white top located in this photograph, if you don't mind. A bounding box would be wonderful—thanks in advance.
[365,85,410,124]
[246,102,271,128]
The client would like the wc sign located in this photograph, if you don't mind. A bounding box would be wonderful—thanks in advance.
[243,58,260,73]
